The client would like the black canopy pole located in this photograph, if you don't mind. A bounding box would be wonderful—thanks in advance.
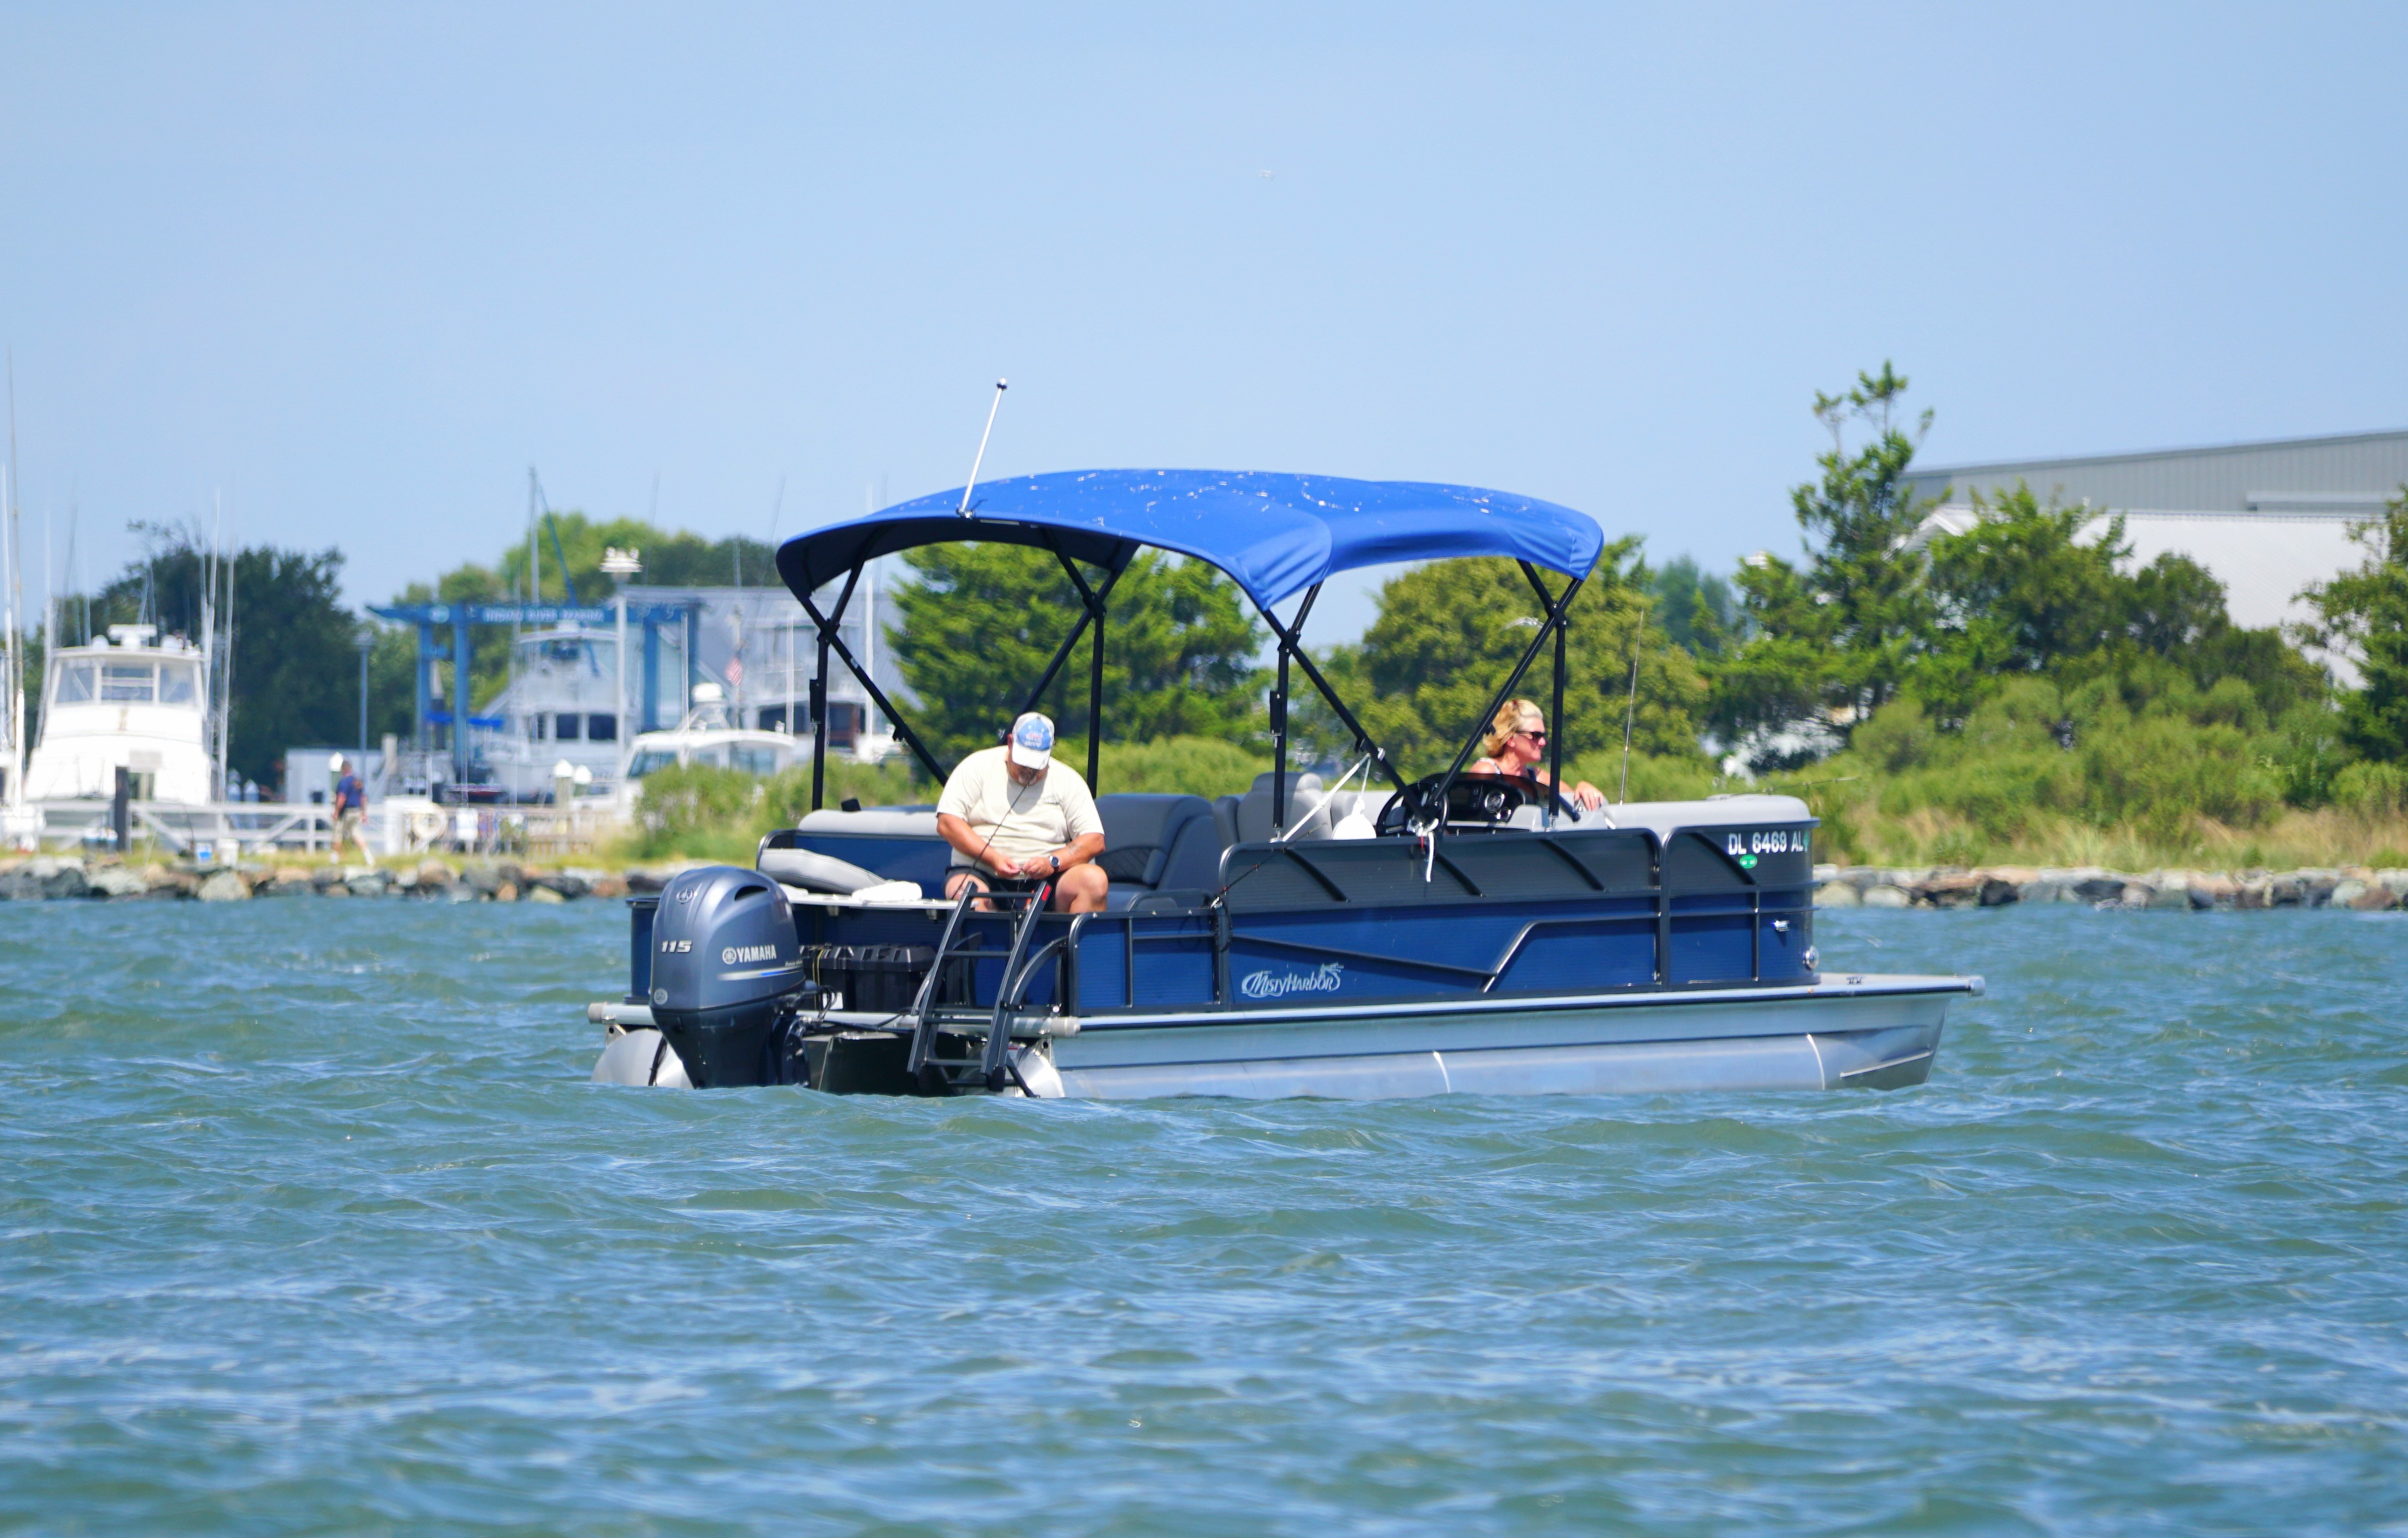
[1019,553,1125,721]
[1519,562,1570,829]
[1019,609,1093,718]
[796,582,948,788]
[1271,584,1321,835]
[807,566,862,813]
[1252,592,1411,796]
[1088,588,1105,792]
[1428,572,1585,820]
[1551,600,1569,823]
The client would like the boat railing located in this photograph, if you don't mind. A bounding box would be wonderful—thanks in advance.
[900,880,1060,1093]
[31,799,342,856]
[980,881,1058,1090]
[905,882,981,1078]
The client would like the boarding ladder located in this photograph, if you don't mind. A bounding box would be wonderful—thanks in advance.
[904,880,1056,1094]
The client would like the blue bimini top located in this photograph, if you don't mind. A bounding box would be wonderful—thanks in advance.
[776,469,1606,613]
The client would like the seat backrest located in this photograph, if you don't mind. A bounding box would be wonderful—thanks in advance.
[1234,770,1324,844]
[1211,795,1241,851]
[1155,803,1228,889]
[1093,793,1217,889]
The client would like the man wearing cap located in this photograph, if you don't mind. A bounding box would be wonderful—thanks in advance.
[935,712,1108,912]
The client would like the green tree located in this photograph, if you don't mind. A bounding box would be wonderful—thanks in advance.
[1924,485,2134,675]
[2299,489,2408,763]
[1713,363,1938,761]
[887,543,1268,768]
[1322,551,1710,777]
[1645,555,1737,657]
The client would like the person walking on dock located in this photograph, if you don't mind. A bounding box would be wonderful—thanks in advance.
[330,756,376,868]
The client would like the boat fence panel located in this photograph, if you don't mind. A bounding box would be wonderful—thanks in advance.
[1217,830,1664,913]
[772,816,1822,1021]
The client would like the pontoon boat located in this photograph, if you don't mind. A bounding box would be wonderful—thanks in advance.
[590,471,1978,1099]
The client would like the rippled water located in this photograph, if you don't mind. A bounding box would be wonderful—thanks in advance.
[2,899,2404,1535]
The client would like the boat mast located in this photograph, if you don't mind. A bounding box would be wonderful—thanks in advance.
[202,493,221,798]
[2,461,20,814]
[4,352,23,816]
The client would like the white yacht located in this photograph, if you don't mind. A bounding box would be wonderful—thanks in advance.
[26,625,216,804]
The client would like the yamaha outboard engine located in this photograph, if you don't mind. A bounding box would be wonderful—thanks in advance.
[647,866,810,1087]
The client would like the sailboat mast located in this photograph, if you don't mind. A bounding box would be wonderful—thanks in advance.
[4,351,23,811]
[2,461,20,811]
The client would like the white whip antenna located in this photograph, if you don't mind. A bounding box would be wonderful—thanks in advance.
[1618,596,1648,806]
[957,379,1008,517]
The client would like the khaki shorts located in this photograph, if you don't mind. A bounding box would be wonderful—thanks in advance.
[339,808,366,838]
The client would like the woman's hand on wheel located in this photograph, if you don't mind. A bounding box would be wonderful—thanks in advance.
[1572,781,1606,811]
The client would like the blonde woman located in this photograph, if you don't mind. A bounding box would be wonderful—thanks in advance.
[1469,699,1606,811]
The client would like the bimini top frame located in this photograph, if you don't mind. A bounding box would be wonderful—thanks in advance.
[775,469,1607,829]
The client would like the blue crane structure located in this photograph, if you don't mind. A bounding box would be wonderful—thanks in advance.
[367,600,702,790]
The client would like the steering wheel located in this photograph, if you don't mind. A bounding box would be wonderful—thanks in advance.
[1374,772,1580,837]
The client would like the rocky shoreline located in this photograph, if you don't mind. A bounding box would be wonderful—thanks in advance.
[6,852,2407,911]
[0,855,682,904]
[1811,863,2408,911]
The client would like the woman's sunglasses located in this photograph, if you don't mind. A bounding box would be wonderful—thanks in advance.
[1516,727,1549,742]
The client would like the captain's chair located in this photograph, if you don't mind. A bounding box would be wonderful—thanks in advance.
[1093,793,1224,909]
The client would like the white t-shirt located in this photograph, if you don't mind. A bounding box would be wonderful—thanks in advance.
[936,746,1104,868]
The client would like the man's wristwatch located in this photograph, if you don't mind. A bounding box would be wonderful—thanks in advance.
[1048,854,1062,874]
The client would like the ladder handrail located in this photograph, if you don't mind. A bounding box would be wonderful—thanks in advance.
[905,882,981,1074]
[981,882,1055,1086]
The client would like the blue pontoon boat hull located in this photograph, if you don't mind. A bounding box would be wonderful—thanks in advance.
[591,795,1979,1099]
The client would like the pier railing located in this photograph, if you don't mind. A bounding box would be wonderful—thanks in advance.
[27,799,624,860]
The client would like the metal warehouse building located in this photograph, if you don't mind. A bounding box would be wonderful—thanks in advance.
[1901,429,2408,659]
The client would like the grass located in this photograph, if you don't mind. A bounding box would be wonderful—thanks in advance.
[581,715,2408,875]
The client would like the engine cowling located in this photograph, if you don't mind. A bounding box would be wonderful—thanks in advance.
[647,865,809,1086]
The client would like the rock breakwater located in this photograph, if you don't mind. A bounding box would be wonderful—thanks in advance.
[1811,863,2408,911]
[0,856,692,904]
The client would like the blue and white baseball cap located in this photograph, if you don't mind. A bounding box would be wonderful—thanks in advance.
[1008,711,1056,770]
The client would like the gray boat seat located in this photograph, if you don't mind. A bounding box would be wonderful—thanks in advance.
[773,806,950,890]
[1094,793,1223,901]
[1211,794,1241,851]
[1233,770,1323,843]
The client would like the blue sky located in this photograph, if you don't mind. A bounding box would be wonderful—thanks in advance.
[3,2,2402,642]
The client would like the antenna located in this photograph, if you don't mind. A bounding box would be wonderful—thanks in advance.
[1618,597,1648,806]
[957,379,1008,517]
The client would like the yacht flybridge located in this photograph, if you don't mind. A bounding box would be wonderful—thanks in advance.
[590,470,1979,1100]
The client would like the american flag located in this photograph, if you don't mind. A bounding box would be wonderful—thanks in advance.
[725,658,744,687]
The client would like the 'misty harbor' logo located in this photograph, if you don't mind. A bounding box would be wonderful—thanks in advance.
[1239,962,1345,1000]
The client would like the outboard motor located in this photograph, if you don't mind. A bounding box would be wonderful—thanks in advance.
[647,866,811,1087]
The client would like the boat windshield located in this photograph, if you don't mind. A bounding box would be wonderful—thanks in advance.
[53,661,96,703]
[626,748,678,779]
[158,663,198,704]
[732,744,783,776]
[101,663,156,701]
